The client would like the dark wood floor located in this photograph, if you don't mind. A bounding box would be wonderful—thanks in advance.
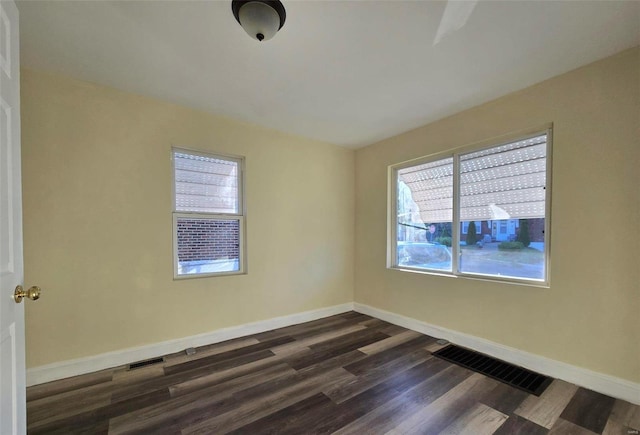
[27,312,640,434]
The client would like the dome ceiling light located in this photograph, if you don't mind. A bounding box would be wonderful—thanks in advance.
[231,0,286,42]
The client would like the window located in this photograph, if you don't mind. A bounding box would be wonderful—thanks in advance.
[390,129,551,285]
[462,221,481,235]
[172,148,245,278]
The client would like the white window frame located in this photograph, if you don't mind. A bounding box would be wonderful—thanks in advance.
[388,126,552,287]
[172,147,246,279]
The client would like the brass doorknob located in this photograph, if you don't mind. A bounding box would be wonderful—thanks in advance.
[14,285,41,303]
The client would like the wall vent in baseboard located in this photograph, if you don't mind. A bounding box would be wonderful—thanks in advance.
[433,344,552,396]
[128,357,164,370]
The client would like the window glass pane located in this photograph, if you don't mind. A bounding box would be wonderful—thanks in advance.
[459,134,547,280]
[176,217,240,275]
[397,157,453,271]
[174,152,239,214]
[459,135,546,220]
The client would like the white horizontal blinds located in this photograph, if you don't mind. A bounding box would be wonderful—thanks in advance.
[174,151,239,214]
[460,134,547,221]
[398,157,453,223]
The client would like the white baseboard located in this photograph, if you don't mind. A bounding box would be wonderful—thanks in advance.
[354,303,640,405]
[27,301,640,406]
[26,302,354,387]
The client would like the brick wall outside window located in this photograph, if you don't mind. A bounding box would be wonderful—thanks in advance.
[177,218,240,262]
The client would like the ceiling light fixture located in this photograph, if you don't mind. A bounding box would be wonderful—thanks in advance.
[231,0,286,42]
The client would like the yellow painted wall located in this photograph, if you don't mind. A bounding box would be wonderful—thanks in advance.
[21,48,640,384]
[354,48,640,382]
[21,69,355,368]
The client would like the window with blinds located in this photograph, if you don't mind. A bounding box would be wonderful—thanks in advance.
[460,135,547,222]
[398,135,546,224]
[174,152,240,214]
[172,149,245,278]
[391,129,551,285]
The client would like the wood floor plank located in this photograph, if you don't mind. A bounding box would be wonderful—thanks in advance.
[168,355,285,397]
[29,412,110,435]
[559,387,616,433]
[307,327,389,353]
[136,363,310,434]
[109,363,295,434]
[479,381,530,416]
[548,418,599,435]
[358,329,422,355]
[358,318,392,328]
[112,364,165,384]
[27,377,114,415]
[358,318,382,326]
[253,313,371,341]
[163,336,292,376]
[322,348,432,404]
[26,368,114,402]
[30,388,171,435]
[338,311,370,321]
[230,365,314,403]
[270,323,367,357]
[514,379,579,429]
[380,324,411,336]
[27,389,112,431]
[286,332,388,371]
[102,388,172,420]
[253,315,351,342]
[112,349,276,402]
[25,312,631,434]
[439,402,508,435]
[181,367,356,435]
[493,414,549,435]
[425,341,449,353]
[109,391,235,435]
[343,335,434,376]
[287,320,368,341]
[608,399,640,430]
[307,357,453,434]
[163,337,260,367]
[384,373,499,435]
[283,349,365,381]
[333,365,473,435]
[226,392,336,435]
[602,418,633,435]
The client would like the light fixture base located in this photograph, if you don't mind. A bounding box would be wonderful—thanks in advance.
[232,0,286,41]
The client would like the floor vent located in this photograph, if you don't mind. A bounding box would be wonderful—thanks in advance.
[433,344,552,396]
[128,357,164,370]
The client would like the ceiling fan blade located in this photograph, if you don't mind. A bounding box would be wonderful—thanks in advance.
[433,0,478,45]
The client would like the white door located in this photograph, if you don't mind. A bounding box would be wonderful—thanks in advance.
[0,0,26,433]
[496,220,508,241]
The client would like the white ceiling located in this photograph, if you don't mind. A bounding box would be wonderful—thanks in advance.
[17,0,640,149]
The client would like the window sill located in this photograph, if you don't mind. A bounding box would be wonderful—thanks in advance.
[388,266,550,289]
[173,270,247,280]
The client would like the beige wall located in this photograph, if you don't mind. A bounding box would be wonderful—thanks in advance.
[21,48,640,384]
[21,69,355,368]
[355,48,640,382]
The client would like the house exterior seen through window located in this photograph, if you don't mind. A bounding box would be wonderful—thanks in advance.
[390,130,551,286]
[172,148,245,278]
